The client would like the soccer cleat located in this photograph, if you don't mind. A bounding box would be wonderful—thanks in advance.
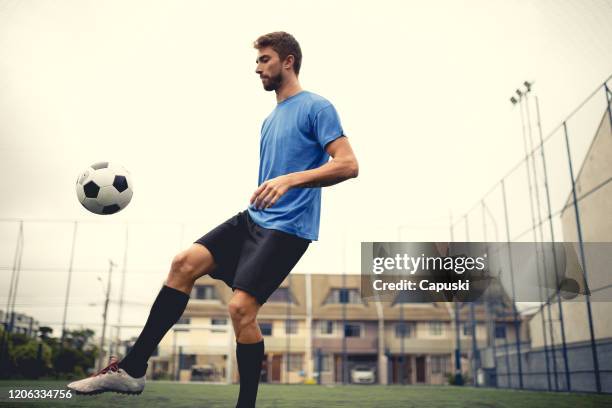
[67,357,145,395]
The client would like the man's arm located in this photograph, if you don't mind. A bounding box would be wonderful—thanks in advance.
[250,136,358,209]
[291,136,359,188]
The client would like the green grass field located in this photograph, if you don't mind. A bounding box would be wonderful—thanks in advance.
[0,381,611,408]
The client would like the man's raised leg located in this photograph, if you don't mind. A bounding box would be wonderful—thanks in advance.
[68,243,215,394]
[119,243,215,376]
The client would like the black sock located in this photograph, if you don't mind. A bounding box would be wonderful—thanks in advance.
[235,340,264,408]
[119,285,190,378]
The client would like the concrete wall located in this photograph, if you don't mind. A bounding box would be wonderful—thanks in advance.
[495,338,612,393]
[529,110,612,349]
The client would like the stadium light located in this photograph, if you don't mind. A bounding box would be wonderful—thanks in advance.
[509,81,533,106]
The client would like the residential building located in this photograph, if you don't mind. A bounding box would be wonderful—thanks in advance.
[0,310,39,338]
[149,273,519,385]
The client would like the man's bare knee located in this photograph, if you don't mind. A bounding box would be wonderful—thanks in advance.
[228,299,255,322]
[167,244,215,285]
[228,291,260,334]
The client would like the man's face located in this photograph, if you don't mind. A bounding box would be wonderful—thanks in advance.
[255,46,284,91]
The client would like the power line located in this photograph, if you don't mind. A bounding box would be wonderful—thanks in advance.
[0,266,166,275]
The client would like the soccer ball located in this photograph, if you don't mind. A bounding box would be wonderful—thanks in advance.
[75,162,133,215]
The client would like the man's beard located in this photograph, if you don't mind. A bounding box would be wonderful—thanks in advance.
[262,72,283,91]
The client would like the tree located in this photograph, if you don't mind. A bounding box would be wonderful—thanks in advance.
[12,340,52,379]
[54,329,98,377]
[39,326,53,340]
[64,329,95,351]
[1,327,98,379]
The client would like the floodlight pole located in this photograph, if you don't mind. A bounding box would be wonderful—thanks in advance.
[513,86,554,391]
[534,95,571,391]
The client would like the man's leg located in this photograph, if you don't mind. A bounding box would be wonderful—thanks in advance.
[228,290,264,408]
[118,243,215,377]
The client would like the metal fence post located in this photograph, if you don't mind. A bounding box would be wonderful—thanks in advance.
[481,202,498,387]
[464,216,479,387]
[501,180,524,389]
[535,96,571,391]
[604,83,612,133]
[450,219,464,386]
[562,122,602,393]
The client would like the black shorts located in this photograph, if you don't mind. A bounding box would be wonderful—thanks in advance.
[194,210,310,305]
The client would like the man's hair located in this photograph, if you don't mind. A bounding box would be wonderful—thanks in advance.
[254,31,302,75]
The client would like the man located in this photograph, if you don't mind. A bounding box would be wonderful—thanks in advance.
[67,31,358,407]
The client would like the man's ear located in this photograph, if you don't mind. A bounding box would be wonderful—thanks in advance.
[284,54,295,71]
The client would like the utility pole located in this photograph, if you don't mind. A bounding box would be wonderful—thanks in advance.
[116,224,129,356]
[98,259,116,371]
[61,222,78,350]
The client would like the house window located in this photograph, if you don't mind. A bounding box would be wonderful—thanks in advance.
[395,322,413,338]
[319,321,334,335]
[344,323,362,338]
[177,317,190,325]
[268,287,294,303]
[211,317,227,333]
[324,288,363,305]
[285,319,298,335]
[429,322,443,336]
[259,322,273,336]
[315,354,331,372]
[179,354,196,370]
[191,285,217,300]
[463,323,473,336]
[431,355,449,374]
[287,353,303,371]
[495,324,506,339]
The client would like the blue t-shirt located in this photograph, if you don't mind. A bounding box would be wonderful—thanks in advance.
[247,91,344,241]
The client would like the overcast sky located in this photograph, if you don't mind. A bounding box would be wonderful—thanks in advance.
[1,0,612,337]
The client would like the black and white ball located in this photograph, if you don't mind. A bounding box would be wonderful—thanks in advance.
[75,162,133,215]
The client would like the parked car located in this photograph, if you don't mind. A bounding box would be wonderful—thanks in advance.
[350,365,376,384]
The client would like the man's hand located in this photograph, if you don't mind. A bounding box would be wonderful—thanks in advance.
[250,174,295,209]
[250,137,358,209]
